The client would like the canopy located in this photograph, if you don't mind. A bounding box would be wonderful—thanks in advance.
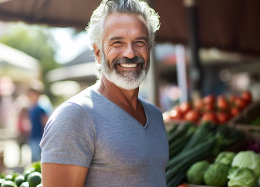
[0,0,260,56]
[0,43,40,80]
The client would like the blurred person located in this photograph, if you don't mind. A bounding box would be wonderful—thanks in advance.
[40,0,168,187]
[16,106,31,164]
[27,86,48,162]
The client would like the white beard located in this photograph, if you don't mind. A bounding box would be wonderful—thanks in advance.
[100,52,149,90]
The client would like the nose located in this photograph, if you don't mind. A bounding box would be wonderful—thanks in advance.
[123,43,136,59]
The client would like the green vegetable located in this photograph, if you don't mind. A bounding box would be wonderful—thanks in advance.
[180,122,213,153]
[166,124,178,137]
[14,175,25,187]
[4,175,14,182]
[1,181,17,187]
[168,125,195,159]
[232,151,260,177]
[228,166,258,187]
[166,138,215,183]
[203,163,229,187]
[0,179,6,186]
[28,172,41,187]
[23,170,33,181]
[187,160,210,185]
[167,170,186,187]
[31,161,42,173]
[168,122,191,145]
[20,182,29,187]
[215,151,236,166]
[0,173,5,179]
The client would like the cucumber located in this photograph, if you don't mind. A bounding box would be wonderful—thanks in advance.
[168,122,192,145]
[166,138,216,178]
[169,126,195,159]
[167,170,186,187]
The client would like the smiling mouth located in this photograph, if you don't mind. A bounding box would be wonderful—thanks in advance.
[119,63,138,68]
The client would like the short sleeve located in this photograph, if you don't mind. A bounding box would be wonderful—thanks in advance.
[40,102,95,168]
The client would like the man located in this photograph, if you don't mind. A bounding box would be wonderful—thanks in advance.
[27,86,48,162]
[40,0,169,186]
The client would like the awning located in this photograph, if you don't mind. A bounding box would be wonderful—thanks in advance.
[0,0,260,56]
[0,43,40,80]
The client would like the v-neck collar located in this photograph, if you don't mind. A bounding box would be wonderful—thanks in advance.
[90,84,148,129]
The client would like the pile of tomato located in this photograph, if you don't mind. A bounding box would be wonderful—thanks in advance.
[165,91,252,125]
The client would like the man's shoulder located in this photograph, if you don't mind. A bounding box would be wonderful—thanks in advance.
[66,84,99,107]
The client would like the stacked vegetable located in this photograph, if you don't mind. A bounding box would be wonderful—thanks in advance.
[166,122,245,187]
[186,150,260,187]
[0,161,42,187]
[164,91,252,125]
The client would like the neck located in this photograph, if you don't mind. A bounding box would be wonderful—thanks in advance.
[98,76,140,111]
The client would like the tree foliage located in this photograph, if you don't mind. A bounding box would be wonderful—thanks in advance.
[0,23,61,100]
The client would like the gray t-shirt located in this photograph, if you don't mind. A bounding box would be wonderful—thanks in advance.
[40,82,169,187]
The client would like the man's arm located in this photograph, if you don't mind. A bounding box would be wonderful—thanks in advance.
[42,163,88,187]
[41,114,48,128]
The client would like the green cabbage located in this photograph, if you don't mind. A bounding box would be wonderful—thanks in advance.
[232,151,260,177]
[215,151,236,166]
[204,163,229,187]
[228,166,258,187]
[187,160,210,185]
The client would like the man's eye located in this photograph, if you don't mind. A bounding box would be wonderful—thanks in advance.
[113,41,123,45]
[135,41,146,47]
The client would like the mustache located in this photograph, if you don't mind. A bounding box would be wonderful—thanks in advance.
[112,56,145,66]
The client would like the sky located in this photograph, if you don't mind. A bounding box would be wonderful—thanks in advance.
[50,28,90,64]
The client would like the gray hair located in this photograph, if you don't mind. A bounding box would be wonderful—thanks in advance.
[86,0,160,50]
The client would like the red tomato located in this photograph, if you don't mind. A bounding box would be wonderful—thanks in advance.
[241,91,252,104]
[184,110,200,122]
[217,96,229,110]
[229,94,238,103]
[235,98,247,109]
[204,103,215,112]
[216,112,230,124]
[179,102,192,114]
[193,99,204,111]
[201,112,218,123]
[169,109,182,120]
[231,107,241,117]
[177,185,190,187]
[203,95,215,105]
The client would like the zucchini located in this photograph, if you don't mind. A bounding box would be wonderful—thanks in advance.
[168,122,192,145]
[169,126,195,159]
[180,122,212,153]
[166,138,216,176]
[167,170,186,187]
[167,124,179,138]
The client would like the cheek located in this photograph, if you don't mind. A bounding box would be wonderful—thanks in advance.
[139,48,149,63]
[106,48,122,62]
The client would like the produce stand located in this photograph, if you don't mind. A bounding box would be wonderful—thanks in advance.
[164,91,260,187]
[229,100,260,141]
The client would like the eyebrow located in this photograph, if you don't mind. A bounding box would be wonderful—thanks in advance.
[108,36,149,43]
[109,36,124,42]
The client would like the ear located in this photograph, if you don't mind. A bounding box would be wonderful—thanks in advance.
[93,44,101,64]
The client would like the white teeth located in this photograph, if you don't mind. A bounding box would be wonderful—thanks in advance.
[120,63,137,68]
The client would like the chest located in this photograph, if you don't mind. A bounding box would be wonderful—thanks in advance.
[91,116,168,171]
